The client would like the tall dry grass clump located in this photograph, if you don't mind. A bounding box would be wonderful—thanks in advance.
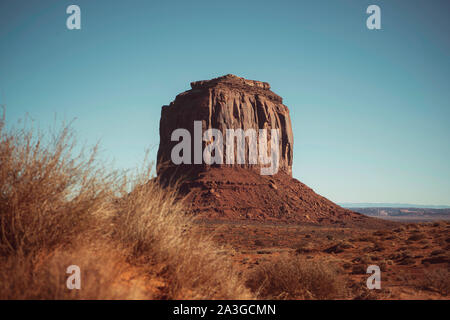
[0,242,148,299]
[419,268,450,296]
[0,114,250,299]
[112,170,251,299]
[0,116,115,257]
[245,253,347,300]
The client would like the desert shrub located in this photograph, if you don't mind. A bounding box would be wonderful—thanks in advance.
[0,117,116,256]
[378,260,388,272]
[358,236,376,242]
[112,176,251,299]
[432,222,443,227]
[245,253,346,299]
[351,264,366,275]
[0,116,250,300]
[431,249,445,256]
[294,242,316,254]
[324,241,353,254]
[419,268,450,296]
[372,242,386,252]
[254,240,264,246]
[408,233,426,241]
[0,242,147,299]
[342,262,352,270]
[352,283,392,300]
[398,257,416,265]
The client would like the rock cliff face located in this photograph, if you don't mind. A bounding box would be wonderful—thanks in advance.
[157,74,293,178]
[156,75,391,228]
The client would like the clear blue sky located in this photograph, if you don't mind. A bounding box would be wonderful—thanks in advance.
[1,0,449,205]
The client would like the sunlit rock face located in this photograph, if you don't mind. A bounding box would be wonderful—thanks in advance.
[157,74,293,178]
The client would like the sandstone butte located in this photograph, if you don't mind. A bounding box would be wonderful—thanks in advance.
[156,74,393,228]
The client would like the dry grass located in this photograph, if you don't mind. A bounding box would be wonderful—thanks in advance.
[0,119,115,256]
[112,171,250,299]
[0,242,147,299]
[0,115,250,299]
[419,268,450,296]
[245,253,347,299]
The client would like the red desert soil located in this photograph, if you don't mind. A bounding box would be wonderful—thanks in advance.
[196,220,450,299]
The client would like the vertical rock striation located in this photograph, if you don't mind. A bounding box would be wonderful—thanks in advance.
[157,74,293,178]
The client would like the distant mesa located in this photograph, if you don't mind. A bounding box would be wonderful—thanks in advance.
[341,203,450,209]
[156,74,393,228]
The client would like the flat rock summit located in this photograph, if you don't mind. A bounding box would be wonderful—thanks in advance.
[157,74,391,228]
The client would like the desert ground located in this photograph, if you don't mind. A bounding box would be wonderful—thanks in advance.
[195,220,450,299]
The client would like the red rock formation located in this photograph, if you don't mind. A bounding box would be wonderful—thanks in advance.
[157,74,293,177]
[156,75,393,228]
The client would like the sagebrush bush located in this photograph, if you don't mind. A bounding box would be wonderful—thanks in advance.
[0,242,147,299]
[0,117,116,256]
[420,268,450,296]
[111,174,251,299]
[0,115,250,299]
[245,253,346,299]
